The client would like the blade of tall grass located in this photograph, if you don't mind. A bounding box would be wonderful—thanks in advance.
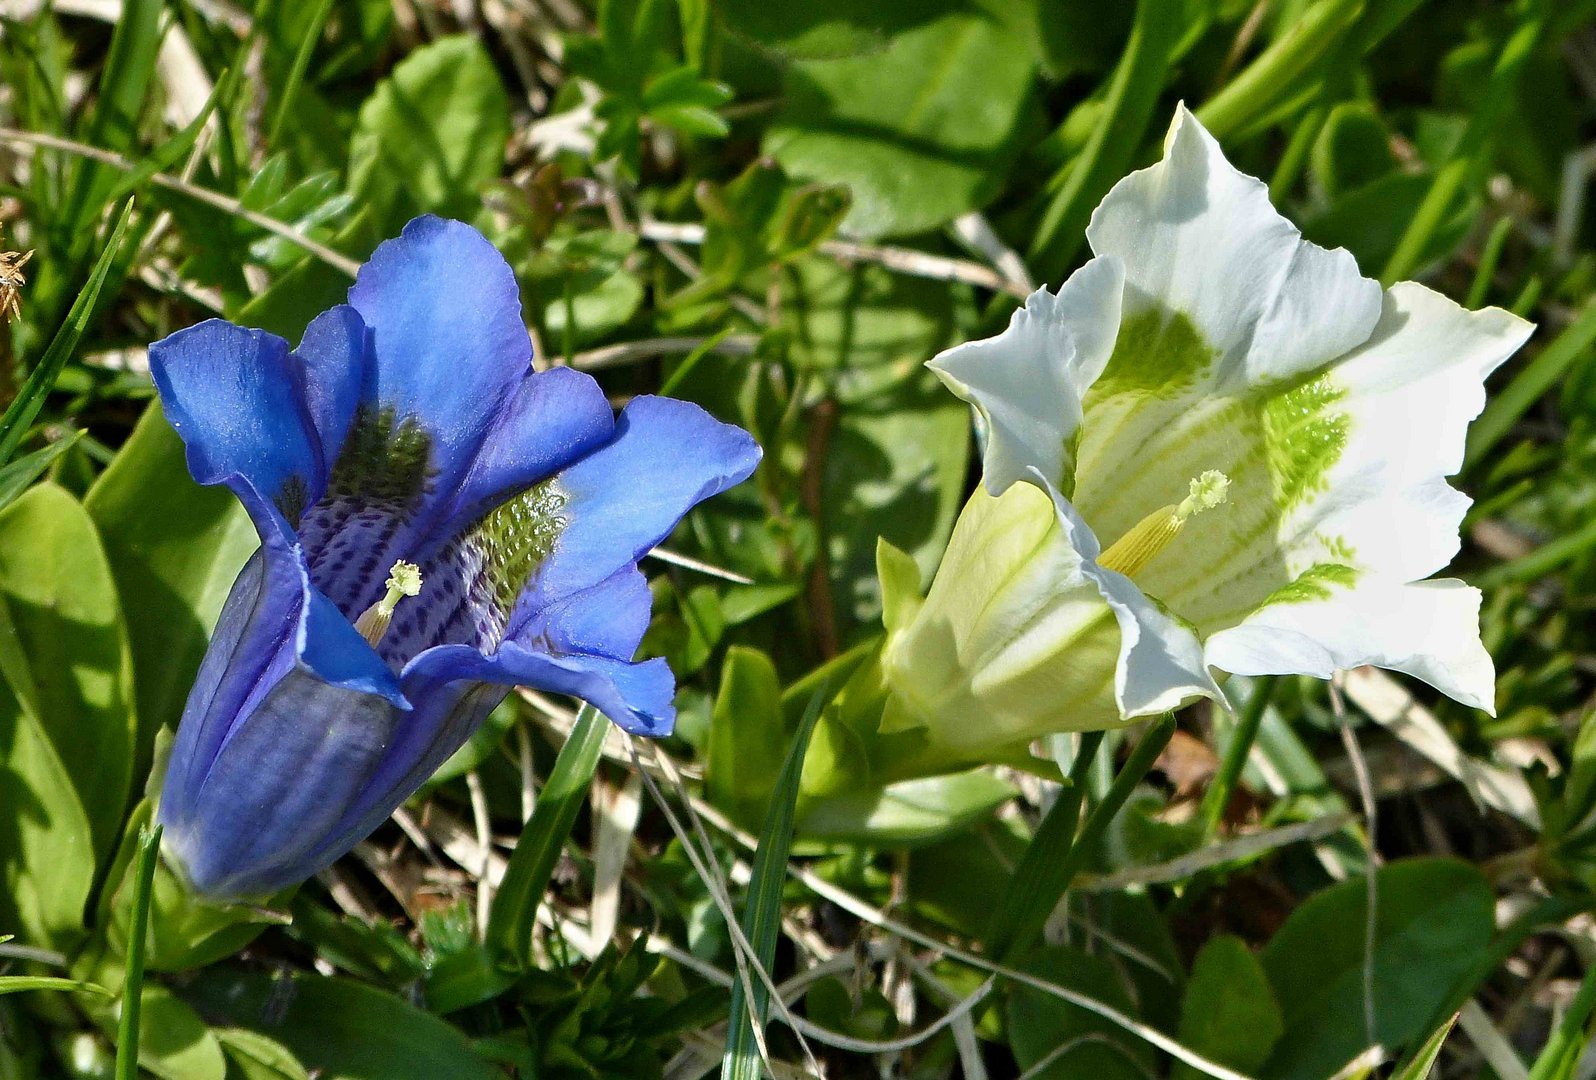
[59,0,162,242]
[485,704,608,967]
[1027,0,1179,278]
[1526,960,1596,1080]
[0,430,81,511]
[982,732,1103,961]
[721,687,826,1080]
[0,201,133,465]
[1465,299,1596,471]
[113,824,162,1080]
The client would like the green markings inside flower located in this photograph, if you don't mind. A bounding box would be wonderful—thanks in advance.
[328,404,434,506]
[470,477,569,615]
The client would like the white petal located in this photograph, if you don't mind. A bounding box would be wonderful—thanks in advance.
[1086,104,1383,389]
[1205,576,1494,713]
[1037,470,1227,720]
[927,256,1124,493]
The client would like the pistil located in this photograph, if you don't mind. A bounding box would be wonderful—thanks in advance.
[1097,471,1230,578]
[354,560,423,646]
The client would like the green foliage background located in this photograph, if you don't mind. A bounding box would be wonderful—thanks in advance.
[2,0,1596,1076]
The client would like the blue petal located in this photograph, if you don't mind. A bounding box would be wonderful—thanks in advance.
[518,564,654,661]
[406,641,676,736]
[159,666,408,900]
[428,366,615,543]
[148,319,325,522]
[523,396,762,610]
[296,304,368,464]
[345,216,535,487]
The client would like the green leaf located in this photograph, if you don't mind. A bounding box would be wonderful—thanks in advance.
[795,771,1016,844]
[766,13,1036,237]
[1259,858,1495,1080]
[707,646,788,827]
[216,1029,312,1080]
[1006,945,1153,1079]
[1390,1016,1456,1080]
[723,687,826,1080]
[0,201,133,464]
[179,972,500,1080]
[1528,959,1596,1080]
[715,0,952,60]
[85,403,257,749]
[1173,935,1283,1080]
[0,976,111,997]
[0,430,80,512]
[823,369,969,627]
[348,35,511,234]
[486,704,608,967]
[0,484,135,868]
[0,592,96,949]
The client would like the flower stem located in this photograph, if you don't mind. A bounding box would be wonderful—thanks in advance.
[113,824,161,1080]
[1199,676,1275,837]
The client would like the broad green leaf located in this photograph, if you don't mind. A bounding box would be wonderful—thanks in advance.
[348,35,511,235]
[796,771,1016,844]
[780,257,953,374]
[216,1029,311,1080]
[823,368,969,627]
[85,403,257,749]
[0,484,135,866]
[1260,858,1494,1080]
[765,13,1036,237]
[81,977,227,1080]
[0,592,96,948]
[716,0,955,60]
[1006,945,1153,1080]
[1174,935,1283,1080]
[707,646,788,827]
[179,972,500,1080]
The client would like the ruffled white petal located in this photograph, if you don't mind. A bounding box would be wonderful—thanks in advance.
[1289,282,1534,581]
[1037,471,1226,719]
[1086,104,1383,390]
[1205,576,1495,714]
[926,256,1124,493]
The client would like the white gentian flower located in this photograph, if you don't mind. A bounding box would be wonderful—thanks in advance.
[878,106,1533,763]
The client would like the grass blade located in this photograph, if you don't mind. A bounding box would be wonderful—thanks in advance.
[486,703,609,967]
[1390,1015,1457,1080]
[0,430,81,511]
[0,201,134,464]
[993,717,1175,964]
[982,731,1103,961]
[722,686,827,1080]
[0,977,112,998]
[113,823,161,1080]
[1527,960,1596,1080]
[1465,299,1596,471]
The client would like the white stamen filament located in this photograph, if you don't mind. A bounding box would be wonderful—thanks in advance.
[354,560,423,647]
[1097,470,1230,579]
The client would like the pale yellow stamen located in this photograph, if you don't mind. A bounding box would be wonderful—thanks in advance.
[353,560,423,647]
[1097,470,1230,579]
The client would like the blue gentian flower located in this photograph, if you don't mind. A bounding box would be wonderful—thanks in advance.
[150,216,760,902]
